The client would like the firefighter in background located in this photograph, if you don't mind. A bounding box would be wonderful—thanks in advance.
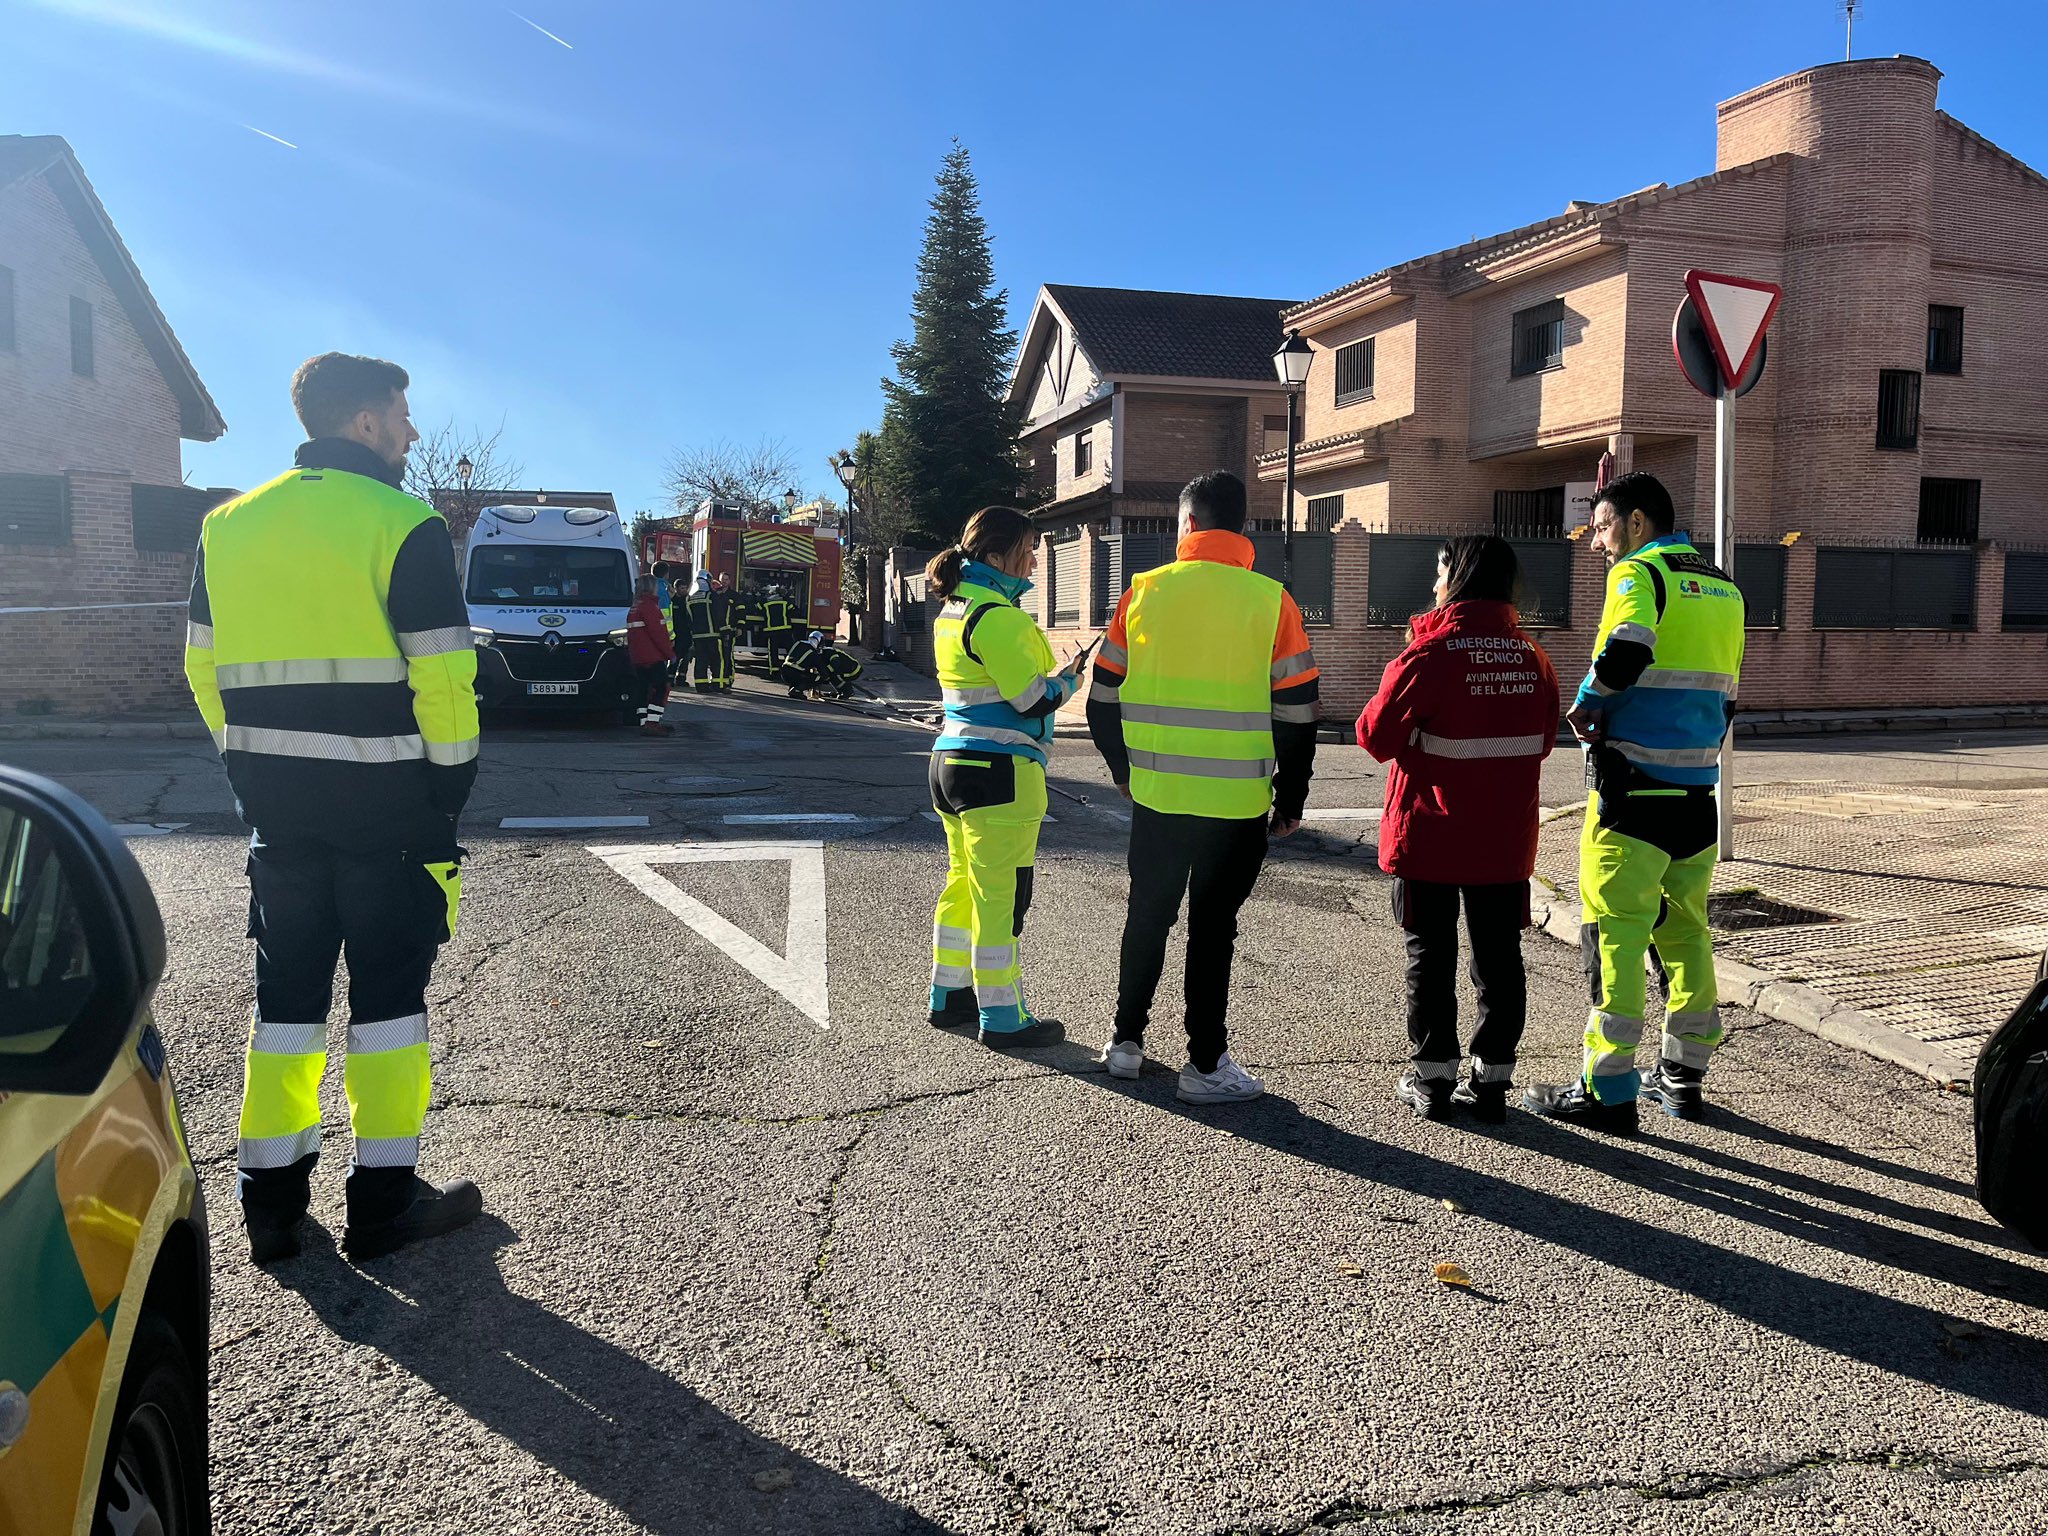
[684,572,722,693]
[762,584,794,673]
[735,581,766,664]
[712,572,739,692]
[782,629,860,699]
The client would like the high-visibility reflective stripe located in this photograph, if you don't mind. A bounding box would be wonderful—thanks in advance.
[216,658,410,688]
[398,625,476,658]
[1471,1057,1516,1084]
[1098,641,1128,667]
[250,1019,326,1055]
[1609,740,1724,769]
[224,724,424,763]
[1412,1059,1459,1081]
[1635,669,1737,693]
[976,982,1020,1008]
[1127,748,1274,779]
[186,621,214,648]
[1087,674,1122,703]
[352,1134,420,1168]
[210,727,227,753]
[934,924,971,951]
[424,736,481,766]
[1271,701,1318,724]
[971,944,1016,970]
[938,723,1043,750]
[348,1013,429,1054]
[1270,651,1316,681]
[1611,622,1658,650]
[1587,1010,1645,1064]
[931,963,973,989]
[1122,702,1271,732]
[1415,730,1550,760]
[1006,676,1049,711]
[238,1125,322,1169]
[943,685,1006,708]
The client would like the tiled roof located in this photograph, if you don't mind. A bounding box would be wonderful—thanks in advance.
[1045,286,1300,382]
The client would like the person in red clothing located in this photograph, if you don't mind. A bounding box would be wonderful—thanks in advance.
[625,575,676,735]
[1358,535,1560,1122]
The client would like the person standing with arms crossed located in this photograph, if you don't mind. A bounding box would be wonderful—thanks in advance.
[926,507,1085,1048]
[1086,471,1319,1105]
[1524,472,1746,1130]
[185,352,483,1262]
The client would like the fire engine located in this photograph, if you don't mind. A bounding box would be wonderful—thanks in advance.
[639,500,843,657]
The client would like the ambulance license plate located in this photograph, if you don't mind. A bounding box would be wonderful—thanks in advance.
[527,682,579,696]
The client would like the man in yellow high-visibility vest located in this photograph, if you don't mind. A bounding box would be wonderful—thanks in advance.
[1086,471,1320,1105]
[185,352,484,1263]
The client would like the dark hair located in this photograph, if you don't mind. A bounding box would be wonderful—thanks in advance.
[1596,471,1676,535]
[926,506,1036,599]
[292,352,409,438]
[1180,471,1247,534]
[1436,534,1522,606]
[652,560,671,577]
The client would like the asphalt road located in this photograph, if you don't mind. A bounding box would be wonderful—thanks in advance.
[8,691,2047,1534]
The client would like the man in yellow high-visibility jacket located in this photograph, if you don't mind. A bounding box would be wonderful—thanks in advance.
[1086,471,1320,1106]
[185,352,484,1264]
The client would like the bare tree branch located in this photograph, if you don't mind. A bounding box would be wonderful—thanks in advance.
[406,419,526,519]
[663,437,800,517]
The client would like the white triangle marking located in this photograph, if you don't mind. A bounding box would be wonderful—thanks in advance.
[589,839,830,1029]
[1696,280,1776,382]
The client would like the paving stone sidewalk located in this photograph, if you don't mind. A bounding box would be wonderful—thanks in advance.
[1533,782,2048,1087]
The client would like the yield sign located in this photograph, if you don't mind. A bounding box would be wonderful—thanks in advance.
[1684,270,1782,391]
[590,839,830,1029]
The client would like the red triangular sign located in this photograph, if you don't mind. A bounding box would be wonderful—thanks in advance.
[1685,269,1782,390]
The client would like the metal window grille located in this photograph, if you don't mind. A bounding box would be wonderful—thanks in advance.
[1814,547,1975,630]
[1734,543,1786,629]
[1511,299,1564,377]
[1492,487,1566,538]
[132,483,235,553]
[69,296,93,377]
[1307,494,1343,533]
[2003,552,2048,631]
[0,266,14,352]
[1074,430,1093,477]
[1365,534,1442,627]
[1917,478,1980,544]
[1120,517,1175,536]
[1334,338,1375,406]
[1504,537,1572,628]
[1247,532,1334,627]
[1047,531,1083,628]
[1876,369,1921,451]
[0,473,70,545]
[1091,536,1116,625]
[1927,305,1964,375]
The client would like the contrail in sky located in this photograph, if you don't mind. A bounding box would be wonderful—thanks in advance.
[241,124,299,149]
[510,10,573,48]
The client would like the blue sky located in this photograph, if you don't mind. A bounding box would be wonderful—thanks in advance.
[11,0,2046,514]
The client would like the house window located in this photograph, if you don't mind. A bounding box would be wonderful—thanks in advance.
[1073,429,1093,477]
[1511,299,1565,376]
[0,266,14,351]
[1917,477,1980,544]
[1334,339,1375,406]
[1262,414,1290,455]
[1876,369,1921,451]
[1926,305,1964,375]
[1306,494,1344,532]
[1493,487,1566,537]
[70,296,93,377]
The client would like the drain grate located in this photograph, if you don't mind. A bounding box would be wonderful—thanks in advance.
[1708,892,1839,932]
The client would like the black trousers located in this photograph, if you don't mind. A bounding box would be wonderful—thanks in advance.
[1113,804,1269,1072]
[690,635,722,689]
[1391,878,1528,1075]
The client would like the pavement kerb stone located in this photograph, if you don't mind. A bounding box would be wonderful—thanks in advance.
[1523,879,1974,1095]
[0,719,211,741]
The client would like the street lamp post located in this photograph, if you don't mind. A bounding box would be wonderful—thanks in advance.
[782,487,800,521]
[1272,329,1313,589]
[833,451,862,645]
[455,452,475,533]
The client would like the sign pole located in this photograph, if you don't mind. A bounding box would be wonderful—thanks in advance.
[1714,387,1737,860]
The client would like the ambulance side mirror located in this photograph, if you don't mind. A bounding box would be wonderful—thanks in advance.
[0,768,166,1095]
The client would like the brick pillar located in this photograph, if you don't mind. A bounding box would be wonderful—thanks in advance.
[1783,538,1817,632]
[1977,544,2006,634]
[1607,432,1634,478]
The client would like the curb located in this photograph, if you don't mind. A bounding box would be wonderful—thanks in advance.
[0,720,211,741]
[1526,877,1972,1095]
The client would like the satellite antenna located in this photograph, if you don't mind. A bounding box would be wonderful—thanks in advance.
[1838,0,1862,60]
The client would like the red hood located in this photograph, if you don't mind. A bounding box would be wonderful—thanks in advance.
[1408,600,1523,640]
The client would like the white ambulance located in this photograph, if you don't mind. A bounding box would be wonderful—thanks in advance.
[462,505,640,721]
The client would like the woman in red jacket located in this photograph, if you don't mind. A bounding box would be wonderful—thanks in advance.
[626,574,677,735]
[1358,536,1559,1122]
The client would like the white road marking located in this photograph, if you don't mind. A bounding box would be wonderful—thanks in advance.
[501,816,650,829]
[723,813,867,824]
[1304,808,1384,821]
[114,823,190,837]
[590,840,830,1029]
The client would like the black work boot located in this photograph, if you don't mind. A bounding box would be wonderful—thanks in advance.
[1451,1074,1511,1125]
[1395,1070,1455,1122]
[342,1176,484,1260]
[245,1216,303,1265]
[980,1016,1063,1050]
[1642,1061,1707,1121]
[1522,1080,1639,1135]
[929,992,978,1030]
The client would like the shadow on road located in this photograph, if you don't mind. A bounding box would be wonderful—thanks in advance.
[278,1217,944,1534]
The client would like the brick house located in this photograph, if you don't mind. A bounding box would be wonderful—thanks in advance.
[1006,285,1304,644]
[0,134,228,716]
[1257,56,2048,724]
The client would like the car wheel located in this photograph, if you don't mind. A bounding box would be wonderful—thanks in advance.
[93,1314,209,1536]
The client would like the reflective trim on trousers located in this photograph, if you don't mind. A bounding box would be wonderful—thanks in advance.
[934,922,971,950]
[398,625,477,658]
[1122,701,1272,732]
[239,1125,322,1170]
[348,1013,429,1054]
[1662,1009,1725,1069]
[352,1134,420,1169]
[1587,1010,1644,1062]
[1272,701,1318,724]
[250,1018,326,1055]
[975,981,1021,1008]
[1610,621,1658,650]
[1635,669,1737,693]
[424,735,481,766]
[217,658,411,688]
[224,723,425,763]
[930,963,973,989]
[1609,740,1724,770]
[1127,748,1275,779]
[971,943,1015,970]
[1412,1058,1459,1081]
[1270,651,1316,681]
[185,621,215,648]
[943,685,1006,708]
[1471,1057,1516,1084]
[1414,730,1549,760]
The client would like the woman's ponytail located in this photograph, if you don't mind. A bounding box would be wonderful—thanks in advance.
[926,546,966,599]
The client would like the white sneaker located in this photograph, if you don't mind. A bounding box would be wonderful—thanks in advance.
[1101,1039,1144,1079]
[1176,1052,1264,1106]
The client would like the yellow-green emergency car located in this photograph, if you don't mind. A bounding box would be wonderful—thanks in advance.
[0,767,210,1534]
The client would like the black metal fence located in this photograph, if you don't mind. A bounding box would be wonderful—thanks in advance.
[1366,533,1572,628]
[131,483,235,553]
[2004,551,2048,631]
[1813,546,1976,630]
[1734,543,1786,629]
[1248,533,1334,627]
